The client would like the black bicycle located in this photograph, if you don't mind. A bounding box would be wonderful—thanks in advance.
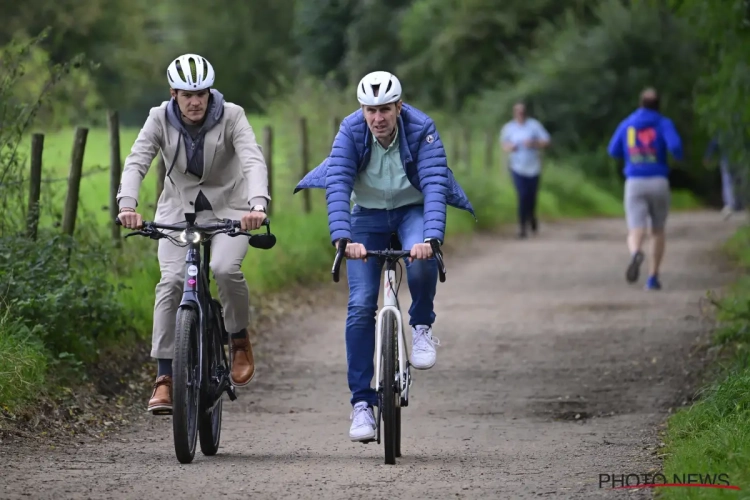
[331,235,446,465]
[116,214,276,464]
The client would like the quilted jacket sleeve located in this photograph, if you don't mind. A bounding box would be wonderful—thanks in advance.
[325,123,359,244]
[416,119,450,243]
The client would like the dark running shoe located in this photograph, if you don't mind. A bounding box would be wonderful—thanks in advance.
[626,250,645,283]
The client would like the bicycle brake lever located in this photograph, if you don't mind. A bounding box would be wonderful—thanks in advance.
[429,239,446,283]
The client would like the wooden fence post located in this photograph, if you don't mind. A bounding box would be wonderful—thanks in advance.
[299,117,311,214]
[155,154,166,210]
[331,116,340,142]
[26,133,44,240]
[61,127,88,237]
[484,129,495,171]
[108,110,121,247]
[262,125,273,215]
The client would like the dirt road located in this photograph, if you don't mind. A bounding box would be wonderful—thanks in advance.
[0,211,743,499]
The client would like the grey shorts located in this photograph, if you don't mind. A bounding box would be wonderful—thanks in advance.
[624,177,670,230]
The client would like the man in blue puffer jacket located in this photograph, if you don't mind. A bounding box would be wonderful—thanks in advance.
[608,87,683,291]
[295,71,474,442]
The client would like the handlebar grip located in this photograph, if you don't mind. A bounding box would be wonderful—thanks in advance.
[232,218,270,228]
[429,239,447,283]
[115,217,122,226]
[332,240,348,283]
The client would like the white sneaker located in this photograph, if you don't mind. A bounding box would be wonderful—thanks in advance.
[349,401,376,442]
[411,325,439,370]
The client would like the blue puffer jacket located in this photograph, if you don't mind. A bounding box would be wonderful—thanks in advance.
[294,103,475,244]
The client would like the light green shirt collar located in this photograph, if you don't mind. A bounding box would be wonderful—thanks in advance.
[373,126,399,150]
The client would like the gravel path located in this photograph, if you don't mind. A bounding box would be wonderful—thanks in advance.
[1,211,742,499]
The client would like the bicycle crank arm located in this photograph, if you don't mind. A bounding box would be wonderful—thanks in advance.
[214,375,238,402]
[401,368,412,407]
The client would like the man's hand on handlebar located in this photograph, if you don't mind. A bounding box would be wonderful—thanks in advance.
[336,239,368,262]
[409,242,433,262]
[241,211,266,231]
[118,209,143,229]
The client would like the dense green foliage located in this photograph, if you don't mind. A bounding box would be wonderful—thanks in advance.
[1,0,743,200]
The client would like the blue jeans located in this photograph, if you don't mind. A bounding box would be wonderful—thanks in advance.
[510,170,540,232]
[346,204,438,406]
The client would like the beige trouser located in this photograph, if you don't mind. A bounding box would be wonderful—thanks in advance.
[151,211,250,359]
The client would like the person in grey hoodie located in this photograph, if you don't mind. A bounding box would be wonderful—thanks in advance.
[117,54,270,414]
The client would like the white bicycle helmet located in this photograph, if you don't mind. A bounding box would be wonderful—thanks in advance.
[357,71,402,106]
[167,54,215,91]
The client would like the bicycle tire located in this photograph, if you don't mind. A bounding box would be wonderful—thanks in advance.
[382,310,398,465]
[395,391,402,458]
[173,307,201,464]
[199,302,224,456]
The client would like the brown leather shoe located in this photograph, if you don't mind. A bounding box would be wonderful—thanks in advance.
[147,375,173,415]
[230,337,256,387]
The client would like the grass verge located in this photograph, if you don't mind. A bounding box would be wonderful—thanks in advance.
[657,224,750,498]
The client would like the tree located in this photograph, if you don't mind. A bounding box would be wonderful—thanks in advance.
[293,0,355,87]
[172,0,297,111]
[669,0,750,166]
[397,0,591,111]
[476,0,701,179]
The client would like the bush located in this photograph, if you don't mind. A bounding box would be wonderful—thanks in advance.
[0,311,47,412]
[0,231,131,367]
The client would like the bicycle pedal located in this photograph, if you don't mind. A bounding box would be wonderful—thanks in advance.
[150,408,173,416]
[226,385,237,401]
[359,438,376,445]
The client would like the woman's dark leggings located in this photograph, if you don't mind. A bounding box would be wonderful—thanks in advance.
[510,170,540,233]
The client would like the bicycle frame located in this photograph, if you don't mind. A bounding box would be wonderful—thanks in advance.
[331,238,446,410]
[373,260,410,407]
[116,215,275,427]
[178,226,235,410]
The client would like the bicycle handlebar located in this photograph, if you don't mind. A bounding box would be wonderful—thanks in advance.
[331,239,446,283]
[114,217,276,250]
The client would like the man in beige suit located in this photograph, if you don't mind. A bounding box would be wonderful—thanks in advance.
[117,54,270,414]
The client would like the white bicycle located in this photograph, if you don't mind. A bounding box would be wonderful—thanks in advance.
[332,235,446,465]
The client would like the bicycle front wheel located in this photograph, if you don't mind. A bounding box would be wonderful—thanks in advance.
[382,310,398,465]
[173,307,201,464]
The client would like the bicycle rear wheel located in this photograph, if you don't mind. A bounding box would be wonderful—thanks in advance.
[199,301,225,456]
[173,307,201,464]
[382,310,398,465]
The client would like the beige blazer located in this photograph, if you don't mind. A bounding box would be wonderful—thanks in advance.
[117,101,270,224]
